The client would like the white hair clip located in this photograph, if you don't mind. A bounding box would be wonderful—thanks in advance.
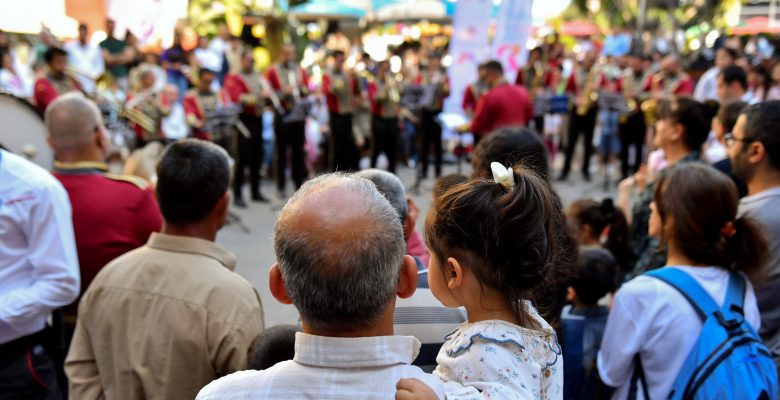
[490,162,514,190]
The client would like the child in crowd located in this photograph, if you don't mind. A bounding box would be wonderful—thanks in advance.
[397,162,566,399]
[433,173,468,201]
[567,198,633,281]
[248,324,300,371]
[599,164,771,399]
[561,248,617,400]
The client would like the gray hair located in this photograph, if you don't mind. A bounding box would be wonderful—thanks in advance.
[355,169,408,222]
[45,93,103,152]
[273,173,406,331]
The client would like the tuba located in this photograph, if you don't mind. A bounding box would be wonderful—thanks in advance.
[641,72,665,126]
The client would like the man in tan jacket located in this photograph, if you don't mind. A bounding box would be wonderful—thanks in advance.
[65,139,265,400]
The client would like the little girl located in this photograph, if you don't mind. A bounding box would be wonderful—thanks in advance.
[397,163,566,399]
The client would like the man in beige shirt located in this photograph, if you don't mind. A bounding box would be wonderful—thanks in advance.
[65,139,265,400]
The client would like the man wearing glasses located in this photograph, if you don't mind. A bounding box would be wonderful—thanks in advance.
[728,100,780,374]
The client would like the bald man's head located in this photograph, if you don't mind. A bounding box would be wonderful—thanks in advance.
[273,173,406,331]
[45,93,105,157]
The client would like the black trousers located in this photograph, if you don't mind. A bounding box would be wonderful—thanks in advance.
[274,116,308,192]
[329,113,359,172]
[233,113,264,199]
[420,109,443,179]
[619,111,646,179]
[371,115,399,173]
[561,107,598,177]
[0,331,62,400]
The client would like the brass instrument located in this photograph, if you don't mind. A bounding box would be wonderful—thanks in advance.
[388,74,401,104]
[641,72,663,126]
[576,67,599,116]
[122,93,159,135]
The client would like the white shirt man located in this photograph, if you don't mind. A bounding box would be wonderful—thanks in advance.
[0,149,80,396]
[65,38,105,94]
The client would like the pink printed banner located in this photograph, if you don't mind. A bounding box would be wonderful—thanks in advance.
[445,0,493,114]
[490,0,534,83]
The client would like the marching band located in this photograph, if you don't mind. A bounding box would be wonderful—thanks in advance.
[7,32,722,209]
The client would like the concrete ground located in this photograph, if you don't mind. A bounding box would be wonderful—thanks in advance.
[219,156,616,327]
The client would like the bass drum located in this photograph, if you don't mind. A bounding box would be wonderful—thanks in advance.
[0,93,53,170]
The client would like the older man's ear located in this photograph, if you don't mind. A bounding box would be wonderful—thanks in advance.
[269,263,293,305]
[397,255,418,300]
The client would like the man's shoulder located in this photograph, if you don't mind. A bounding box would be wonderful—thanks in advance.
[102,173,152,191]
[1,151,63,193]
[196,363,294,399]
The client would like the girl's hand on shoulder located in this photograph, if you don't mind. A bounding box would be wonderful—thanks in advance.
[396,378,438,400]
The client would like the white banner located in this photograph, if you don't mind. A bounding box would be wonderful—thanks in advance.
[445,0,493,114]
[107,0,188,47]
[491,0,534,83]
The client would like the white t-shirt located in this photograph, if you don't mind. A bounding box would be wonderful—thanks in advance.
[598,266,761,400]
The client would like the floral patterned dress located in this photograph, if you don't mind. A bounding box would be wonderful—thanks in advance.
[434,302,563,399]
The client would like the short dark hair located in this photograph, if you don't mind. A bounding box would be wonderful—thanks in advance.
[156,139,230,224]
[331,50,345,58]
[44,47,68,63]
[248,324,300,370]
[717,100,747,134]
[719,47,739,61]
[78,23,88,31]
[199,68,216,78]
[433,173,468,200]
[472,126,549,181]
[720,65,748,91]
[570,247,618,306]
[741,101,780,171]
[658,97,716,153]
[484,60,504,74]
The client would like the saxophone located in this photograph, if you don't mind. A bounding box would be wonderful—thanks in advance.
[576,66,598,116]
[641,72,664,126]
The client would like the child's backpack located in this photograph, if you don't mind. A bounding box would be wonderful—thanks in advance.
[630,268,778,400]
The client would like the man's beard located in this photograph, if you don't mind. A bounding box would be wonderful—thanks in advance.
[731,150,755,184]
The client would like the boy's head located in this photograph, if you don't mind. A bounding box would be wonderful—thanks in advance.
[433,173,468,201]
[248,324,301,370]
[568,247,618,307]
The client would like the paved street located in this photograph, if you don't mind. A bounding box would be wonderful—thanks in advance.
[219,156,616,327]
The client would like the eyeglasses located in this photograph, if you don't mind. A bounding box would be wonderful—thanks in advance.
[724,132,756,148]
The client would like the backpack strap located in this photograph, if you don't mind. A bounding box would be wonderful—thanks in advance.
[645,268,720,322]
[723,271,747,312]
[628,354,651,400]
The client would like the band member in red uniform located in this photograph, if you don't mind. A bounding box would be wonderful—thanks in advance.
[470,60,533,142]
[266,43,310,196]
[224,51,271,207]
[368,60,402,173]
[34,47,82,113]
[641,54,695,98]
[416,52,450,179]
[462,63,488,116]
[184,68,231,149]
[619,52,647,179]
[322,50,361,172]
[515,47,551,134]
[45,93,162,334]
[559,51,599,182]
[126,69,170,147]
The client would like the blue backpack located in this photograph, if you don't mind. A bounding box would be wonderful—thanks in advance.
[630,268,778,400]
